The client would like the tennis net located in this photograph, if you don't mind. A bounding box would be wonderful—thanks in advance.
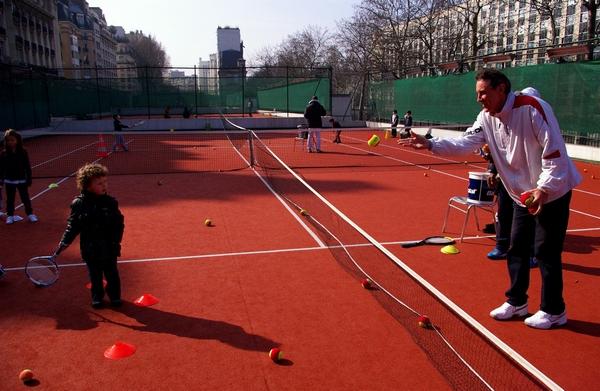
[21,125,484,179]
[226,117,560,390]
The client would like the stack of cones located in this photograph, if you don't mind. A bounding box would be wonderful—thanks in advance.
[97,134,108,158]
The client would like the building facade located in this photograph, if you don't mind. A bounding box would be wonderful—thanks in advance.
[394,0,597,78]
[198,54,218,94]
[0,0,61,69]
[89,6,116,77]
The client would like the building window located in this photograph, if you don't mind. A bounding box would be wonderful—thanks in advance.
[566,25,574,35]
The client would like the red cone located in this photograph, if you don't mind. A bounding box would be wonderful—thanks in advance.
[134,293,159,307]
[97,134,108,158]
[104,341,136,359]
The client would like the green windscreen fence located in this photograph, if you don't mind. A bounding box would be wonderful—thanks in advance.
[371,61,600,136]
[256,78,331,113]
[0,66,331,130]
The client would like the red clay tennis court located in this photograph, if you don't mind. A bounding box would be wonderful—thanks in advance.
[1,127,599,390]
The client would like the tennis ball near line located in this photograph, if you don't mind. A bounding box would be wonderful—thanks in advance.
[269,348,283,362]
[204,219,212,227]
[19,369,34,383]
[417,315,432,329]
[423,172,428,177]
[360,278,372,289]
[300,209,309,216]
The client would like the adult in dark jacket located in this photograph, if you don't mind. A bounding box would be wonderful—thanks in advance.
[303,96,326,152]
[57,163,125,308]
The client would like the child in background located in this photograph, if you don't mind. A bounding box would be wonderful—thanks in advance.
[0,129,37,224]
[329,118,342,143]
[112,115,129,152]
[55,163,125,308]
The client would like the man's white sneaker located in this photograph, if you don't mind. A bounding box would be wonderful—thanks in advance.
[28,214,38,222]
[524,310,567,329]
[490,302,528,320]
[6,216,14,225]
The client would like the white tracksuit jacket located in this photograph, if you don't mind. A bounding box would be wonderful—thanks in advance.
[429,91,581,206]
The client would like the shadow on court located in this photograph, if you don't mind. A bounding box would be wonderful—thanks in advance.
[90,301,279,352]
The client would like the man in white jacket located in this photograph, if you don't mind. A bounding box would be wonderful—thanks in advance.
[402,69,581,329]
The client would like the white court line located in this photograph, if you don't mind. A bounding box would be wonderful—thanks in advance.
[228,136,326,248]
[32,141,97,169]
[5,226,600,273]
[14,146,120,209]
[336,136,600,220]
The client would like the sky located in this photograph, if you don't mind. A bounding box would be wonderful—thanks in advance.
[95,0,357,71]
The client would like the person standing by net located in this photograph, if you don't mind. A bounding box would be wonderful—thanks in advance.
[391,109,399,138]
[55,163,125,308]
[304,96,326,153]
[0,129,38,224]
[401,69,581,330]
[402,110,413,139]
[112,114,129,152]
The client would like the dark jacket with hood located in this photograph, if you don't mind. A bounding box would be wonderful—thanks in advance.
[60,191,124,261]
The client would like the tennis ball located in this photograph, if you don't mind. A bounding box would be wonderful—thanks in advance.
[157,180,163,186]
[19,369,34,383]
[269,348,283,362]
[360,278,372,289]
[583,168,588,173]
[423,173,428,177]
[417,315,431,329]
[524,195,534,207]
[204,219,212,227]
[300,209,308,216]
[463,161,468,165]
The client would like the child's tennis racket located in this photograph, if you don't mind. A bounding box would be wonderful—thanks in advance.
[401,236,456,248]
[132,120,145,128]
[25,255,59,287]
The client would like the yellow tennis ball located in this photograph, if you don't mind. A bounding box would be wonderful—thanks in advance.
[204,219,212,226]
[300,209,308,216]
[19,369,34,383]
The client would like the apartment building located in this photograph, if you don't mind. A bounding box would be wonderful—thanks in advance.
[198,54,218,94]
[89,6,116,77]
[401,0,596,77]
[115,40,138,91]
[0,0,61,69]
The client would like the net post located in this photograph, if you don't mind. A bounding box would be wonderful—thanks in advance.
[248,131,255,167]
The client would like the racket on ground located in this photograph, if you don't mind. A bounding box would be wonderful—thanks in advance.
[25,255,59,287]
[401,236,456,248]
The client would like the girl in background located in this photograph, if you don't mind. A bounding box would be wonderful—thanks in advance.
[0,129,38,224]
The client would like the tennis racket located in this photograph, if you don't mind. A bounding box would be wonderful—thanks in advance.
[25,255,59,287]
[401,236,456,248]
[132,120,145,128]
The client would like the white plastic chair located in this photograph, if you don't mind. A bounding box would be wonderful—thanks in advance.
[442,196,496,242]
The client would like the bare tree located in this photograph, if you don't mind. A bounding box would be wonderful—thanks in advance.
[449,0,496,69]
[529,0,564,45]
[409,0,450,75]
[582,0,600,59]
[336,7,382,118]
[127,30,170,78]
[355,0,416,78]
